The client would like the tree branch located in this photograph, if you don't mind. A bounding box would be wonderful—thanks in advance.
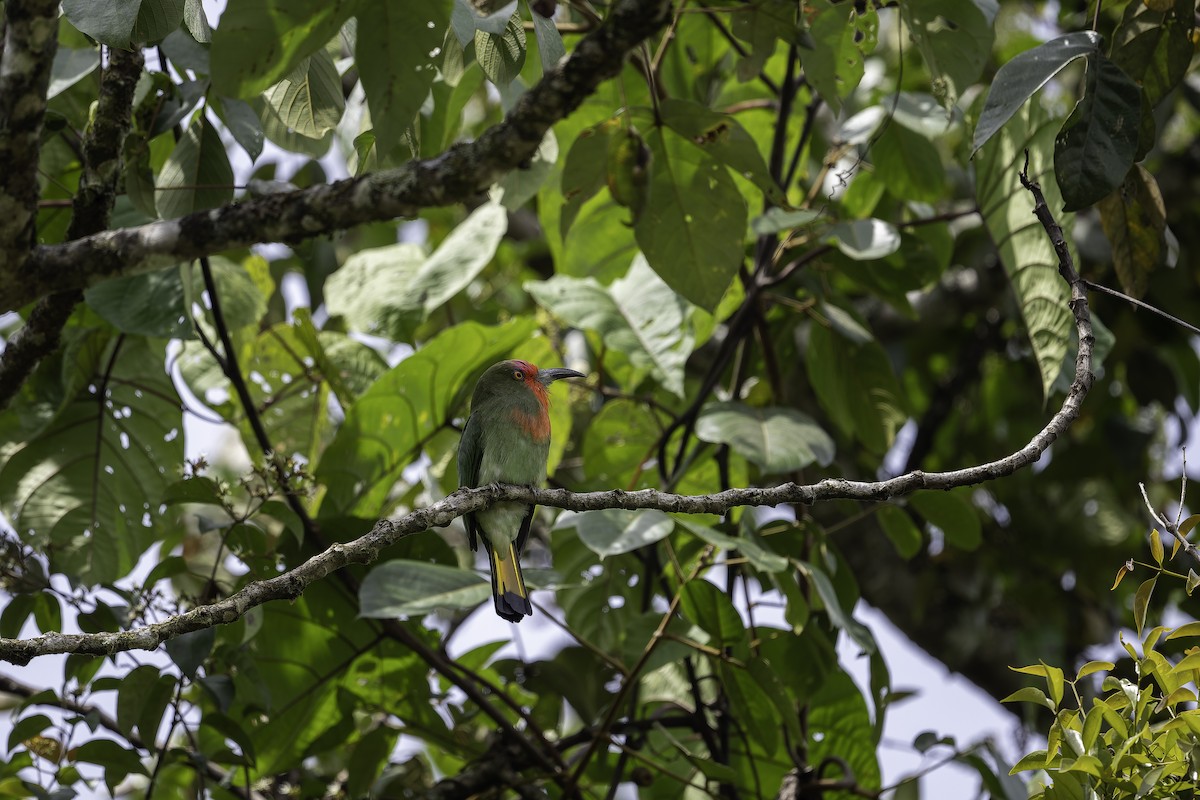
[4,0,673,311]
[0,163,1095,667]
[0,0,58,275]
[0,47,145,411]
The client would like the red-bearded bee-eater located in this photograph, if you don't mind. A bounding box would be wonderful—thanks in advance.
[458,359,584,622]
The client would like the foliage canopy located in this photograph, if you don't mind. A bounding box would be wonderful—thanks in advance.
[0,0,1199,798]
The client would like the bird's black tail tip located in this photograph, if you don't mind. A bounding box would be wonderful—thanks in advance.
[496,591,533,623]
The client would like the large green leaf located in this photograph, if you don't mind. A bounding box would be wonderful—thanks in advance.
[155,112,235,219]
[262,49,345,140]
[1112,9,1193,109]
[0,335,183,584]
[902,0,995,110]
[475,14,525,88]
[62,0,184,47]
[975,103,1074,399]
[872,122,945,203]
[359,560,489,617]
[581,399,660,489]
[325,202,508,338]
[678,518,788,574]
[634,126,747,311]
[678,579,745,651]
[85,256,266,340]
[571,509,674,557]
[211,0,361,98]
[973,31,1102,152]
[801,0,874,114]
[356,1,452,155]
[806,671,882,791]
[1054,54,1142,212]
[695,401,835,474]
[806,320,907,454]
[526,254,695,397]
[315,319,537,517]
[659,98,784,205]
[1095,164,1166,299]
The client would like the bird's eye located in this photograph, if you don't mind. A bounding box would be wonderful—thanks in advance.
[512,369,524,380]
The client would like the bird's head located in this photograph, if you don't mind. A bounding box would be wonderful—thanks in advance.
[472,359,585,409]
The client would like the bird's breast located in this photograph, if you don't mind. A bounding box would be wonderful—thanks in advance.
[508,407,551,443]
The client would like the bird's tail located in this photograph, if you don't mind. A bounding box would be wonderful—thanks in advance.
[489,542,533,623]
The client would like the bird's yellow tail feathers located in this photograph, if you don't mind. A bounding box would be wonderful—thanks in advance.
[490,542,532,622]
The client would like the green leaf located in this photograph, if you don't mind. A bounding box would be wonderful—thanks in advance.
[801,0,870,114]
[572,509,674,558]
[527,254,696,397]
[909,490,982,551]
[806,671,882,791]
[973,31,1102,152]
[0,336,183,584]
[164,628,215,679]
[558,121,615,239]
[326,202,507,338]
[677,518,789,574]
[211,95,265,162]
[975,102,1074,399]
[359,560,490,617]
[357,1,452,155]
[1112,13,1193,109]
[211,0,361,98]
[71,739,148,791]
[155,113,235,219]
[1000,685,1054,709]
[695,401,835,474]
[316,319,536,517]
[902,0,995,110]
[751,208,822,236]
[634,126,748,311]
[493,131,558,210]
[62,0,184,47]
[201,711,258,765]
[827,219,901,260]
[263,49,345,139]
[872,122,945,203]
[116,665,176,743]
[806,321,908,453]
[530,2,565,74]
[680,579,748,650]
[1096,164,1166,300]
[721,661,782,752]
[798,561,874,654]
[475,14,525,87]
[7,714,52,754]
[659,98,785,205]
[581,399,659,488]
[1054,54,1142,212]
[1133,576,1156,637]
[48,48,100,101]
[876,506,923,559]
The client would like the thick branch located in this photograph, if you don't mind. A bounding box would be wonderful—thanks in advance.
[0,47,145,411]
[0,0,58,274]
[5,0,673,311]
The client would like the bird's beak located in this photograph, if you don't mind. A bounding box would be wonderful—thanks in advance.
[536,367,585,385]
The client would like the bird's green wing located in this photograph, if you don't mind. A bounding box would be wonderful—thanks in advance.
[458,413,484,551]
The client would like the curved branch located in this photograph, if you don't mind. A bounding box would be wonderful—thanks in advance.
[4,0,673,311]
[0,167,1093,667]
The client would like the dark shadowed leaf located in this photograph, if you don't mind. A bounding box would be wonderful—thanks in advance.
[973,31,1102,152]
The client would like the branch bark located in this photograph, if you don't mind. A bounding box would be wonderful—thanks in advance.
[0,0,58,275]
[3,0,673,311]
[0,46,145,411]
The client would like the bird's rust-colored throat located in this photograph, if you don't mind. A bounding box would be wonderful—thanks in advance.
[511,375,551,442]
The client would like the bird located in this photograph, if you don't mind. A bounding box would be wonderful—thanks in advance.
[458,359,584,622]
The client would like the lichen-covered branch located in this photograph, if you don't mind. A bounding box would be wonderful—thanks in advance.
[4,0,673,311]
[0,47,145,410]
[0,0,58,275]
